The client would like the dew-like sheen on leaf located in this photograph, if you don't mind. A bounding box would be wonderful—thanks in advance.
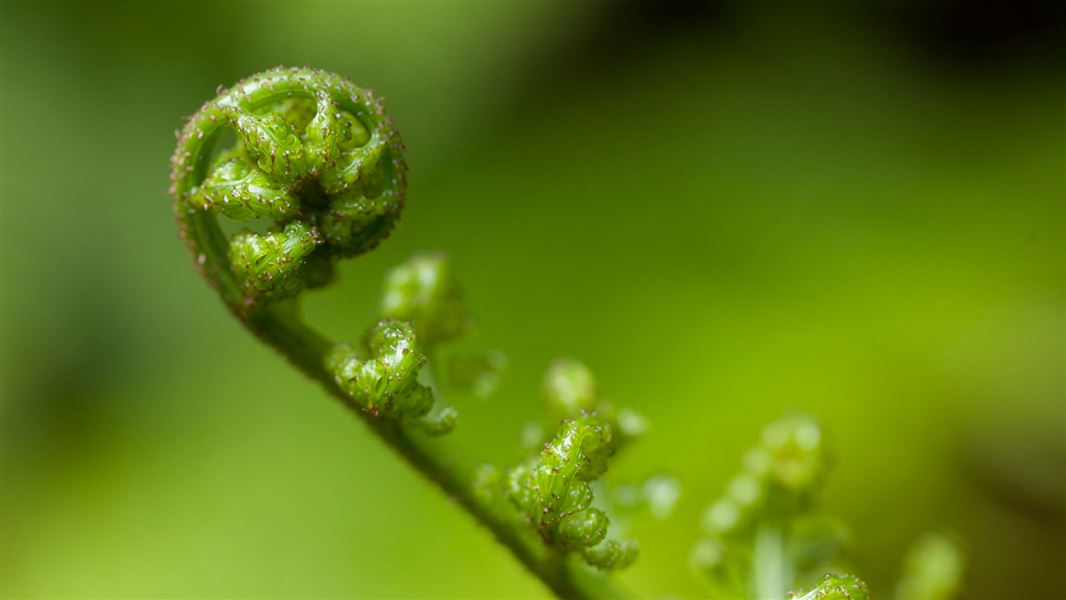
[170,67,407,306]
[507,416,638,570]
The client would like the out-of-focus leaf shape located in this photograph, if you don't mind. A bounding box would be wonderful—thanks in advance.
[895,533,965,600]
[380,252,469,345]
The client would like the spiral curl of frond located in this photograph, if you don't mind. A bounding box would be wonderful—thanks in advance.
[170,66,406,307]
[170,69,640,599]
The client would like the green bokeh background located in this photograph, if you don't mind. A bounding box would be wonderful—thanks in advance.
[2,2,1063,598]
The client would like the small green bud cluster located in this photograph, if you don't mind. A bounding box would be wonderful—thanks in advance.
[474,360,649,571]
[789,574,870,600]
[170,67,407,306]
[325,253,496,435]
[692,415,855,598]
[326,319,456,435]
[327,320,433,419]
[379,252,505,402]
[506,416,638,570]
[698,415,829,544]
[509,417,612,542]
[230,221,321,299]
[692,416,967,600]
[513,416,637,569]
[173,69,961,600]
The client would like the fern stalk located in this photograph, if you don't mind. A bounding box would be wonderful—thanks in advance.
[170,67,628,599]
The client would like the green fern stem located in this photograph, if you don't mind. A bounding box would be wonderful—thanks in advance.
[170,67,627,599]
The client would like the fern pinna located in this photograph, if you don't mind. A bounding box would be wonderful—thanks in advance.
[171,67,959,599]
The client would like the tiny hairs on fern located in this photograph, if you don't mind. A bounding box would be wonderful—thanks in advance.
[169,67,631,598]
[171,67,406,309]
[168,67,933,600]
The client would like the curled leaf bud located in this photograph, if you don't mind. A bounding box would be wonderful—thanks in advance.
[380,252,469,345]
[789,573,870,600]
[507,416,636,569]
[229,221,320,300]
[194,149,298,220]
[327,319,434,422]
[170,67,407,307]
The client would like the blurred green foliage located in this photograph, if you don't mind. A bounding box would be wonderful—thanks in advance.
[1,2,1062,598]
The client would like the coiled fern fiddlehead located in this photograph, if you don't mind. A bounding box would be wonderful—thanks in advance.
[169,67,630,598]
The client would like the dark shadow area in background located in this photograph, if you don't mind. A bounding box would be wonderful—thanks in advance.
[878,0,1066,66]
[478,0,1066,156]
[510,0,1066,90]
